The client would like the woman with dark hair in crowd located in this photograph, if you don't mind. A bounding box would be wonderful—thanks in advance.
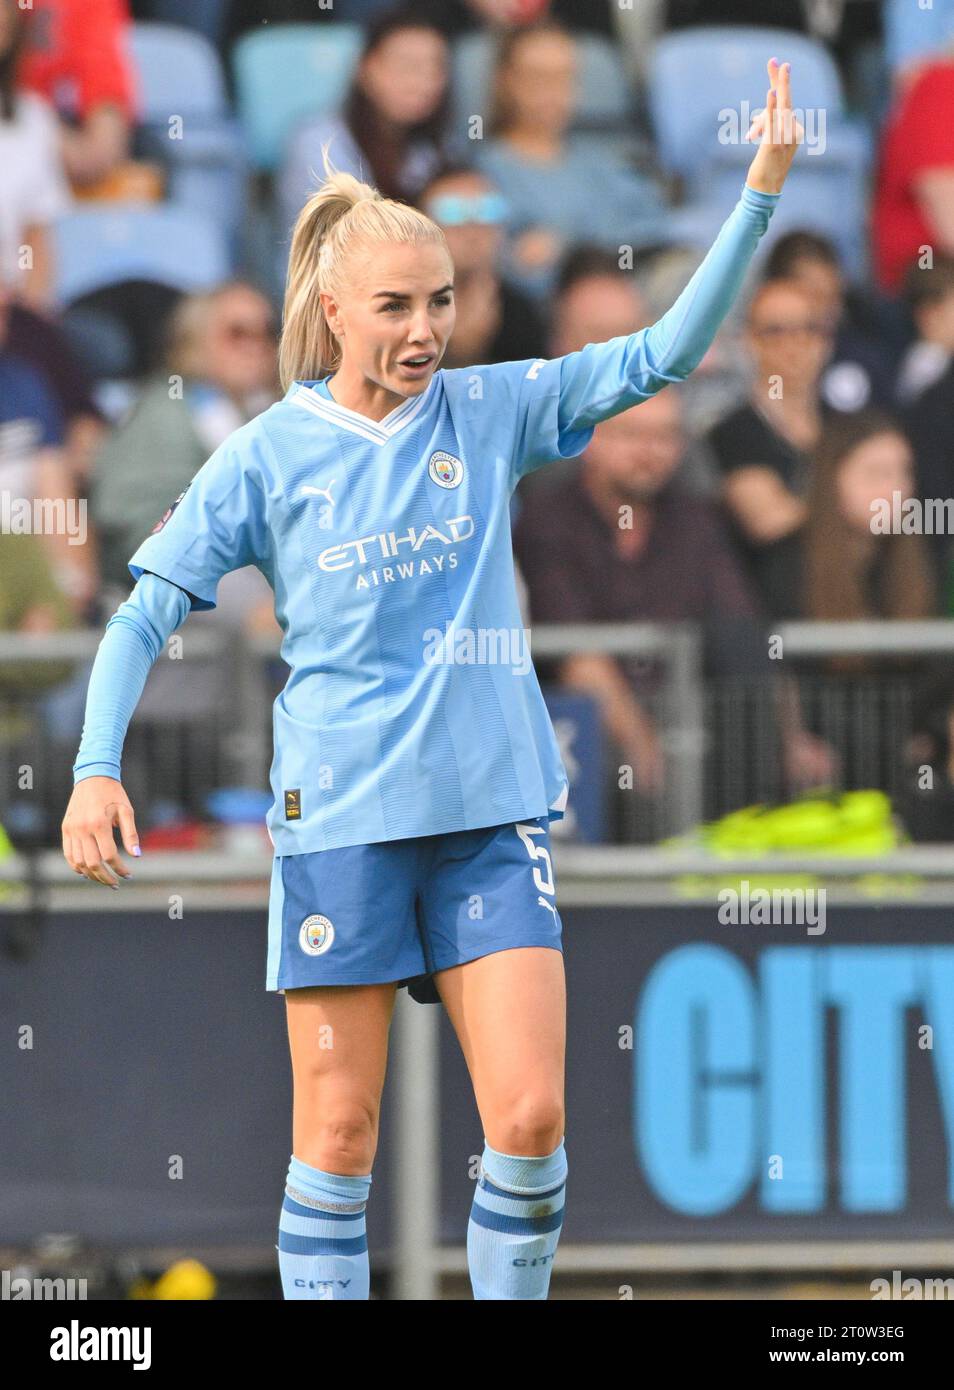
[279,6,452,234]
[789,408,936,799]
[801,408,934,625]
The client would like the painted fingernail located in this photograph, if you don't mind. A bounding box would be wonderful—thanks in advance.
[132,846,141,857]
[770,56,778,65]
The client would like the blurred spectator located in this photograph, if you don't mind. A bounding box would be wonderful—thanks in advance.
[549,244,649,354]
[17,0,139,194]
[801,409,934,625]
[636,243,748,445]
[0,280,107,498]
[0,289,98,620]
[897,253,954,404]
[418,163,545,365]
[788,410,936,798]
[473,19,667,301]
[873,60,954,297]
[763,230,900,415]
[0,529,77,697]
[707,278,834,618]
[279,8,452,234]
[513,389,763,796]
[0,0,72,312]
[540,244,727,497]
[89,281,279,622]
[61,279,184,383]
[523,243,696,493]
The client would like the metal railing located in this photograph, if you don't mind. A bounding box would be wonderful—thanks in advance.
[3,619,954,848]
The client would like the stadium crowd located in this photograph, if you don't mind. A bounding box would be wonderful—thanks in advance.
[4,0,954,844]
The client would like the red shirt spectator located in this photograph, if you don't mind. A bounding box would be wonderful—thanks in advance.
[873,61,954,295]
[18,0,137,124]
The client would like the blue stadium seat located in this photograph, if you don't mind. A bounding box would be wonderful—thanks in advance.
[885,0,954,76]
[130,20,229,120]
[669,160,868,280]
[51,204,232,305]
[697,131,869,272]
[231,24,364,171]
[130,23,248,249]
[451,31,633,135]
[647,25,871,274]
[649,26,847,179]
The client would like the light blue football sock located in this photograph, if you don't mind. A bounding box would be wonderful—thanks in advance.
[277,1154,372,1300]
[467,1137,567,1300]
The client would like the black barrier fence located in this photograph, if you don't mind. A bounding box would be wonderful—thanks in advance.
[3,894,954,1287]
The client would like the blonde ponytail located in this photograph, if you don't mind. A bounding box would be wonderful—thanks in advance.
[278,144,447,393]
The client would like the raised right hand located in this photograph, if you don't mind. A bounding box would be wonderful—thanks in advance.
[62,776,140,888]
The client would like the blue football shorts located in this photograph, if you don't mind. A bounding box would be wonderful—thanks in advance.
[266,816,562,1003]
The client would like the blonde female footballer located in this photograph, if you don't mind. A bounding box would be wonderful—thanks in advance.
[61,61,801,1299]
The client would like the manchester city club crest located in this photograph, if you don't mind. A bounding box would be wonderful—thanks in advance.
[427,450,464,489]
[298,913,335,956]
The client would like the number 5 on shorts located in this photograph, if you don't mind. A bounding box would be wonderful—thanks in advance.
[515,822,555,897]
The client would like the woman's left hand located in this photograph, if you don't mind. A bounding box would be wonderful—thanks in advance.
[744,58,803,195]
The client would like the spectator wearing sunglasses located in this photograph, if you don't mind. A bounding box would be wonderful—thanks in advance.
[89,281,280,600]
[419,164,545,367]
[705,277,839,619]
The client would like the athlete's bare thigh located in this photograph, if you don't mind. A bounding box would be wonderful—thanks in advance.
[284,983,397,1174]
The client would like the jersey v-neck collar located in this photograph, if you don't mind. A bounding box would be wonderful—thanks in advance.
[288,374,436,446]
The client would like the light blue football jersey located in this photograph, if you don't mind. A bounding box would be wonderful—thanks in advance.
[126,182,778,853]
[128,360,589,853]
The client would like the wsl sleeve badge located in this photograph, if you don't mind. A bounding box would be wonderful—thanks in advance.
[428,450,464,489]
[151,486,191,534]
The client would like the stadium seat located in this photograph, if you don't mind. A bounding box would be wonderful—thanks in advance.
[647,26,871,273]
[885,0,954,76]
[649,26,851,179]
[684,172,873,272]
[130,20,230,121]
[130,22,248,255]
[695,137,869,272]
[451,31,634,135]
[668,159,868,279]
[51,204,232,305]
[231,24,364,171]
